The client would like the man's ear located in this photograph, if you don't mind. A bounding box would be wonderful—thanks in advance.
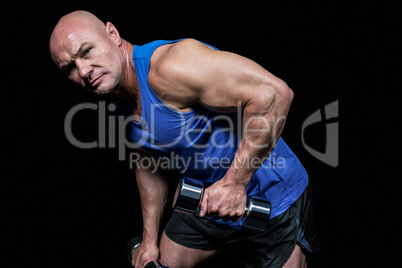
[105,22,121,46]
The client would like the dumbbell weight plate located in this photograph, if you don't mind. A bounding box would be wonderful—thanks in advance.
[125,237,168,268]
[172,177,204,215]
[125,237,142,262]
[242,197,271,232]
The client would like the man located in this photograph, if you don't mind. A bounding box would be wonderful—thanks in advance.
[50,11,319,268]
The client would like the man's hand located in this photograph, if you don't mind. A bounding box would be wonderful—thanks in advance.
[198,177,248,222]
[131,241,159,268]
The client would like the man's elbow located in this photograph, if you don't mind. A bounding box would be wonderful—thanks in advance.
[284,83,294,104]
[275,80,294,107]
[252,80,294,110]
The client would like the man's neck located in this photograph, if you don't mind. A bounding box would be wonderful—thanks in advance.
[113,40,141,115]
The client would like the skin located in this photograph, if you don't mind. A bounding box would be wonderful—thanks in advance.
[50,11,306,268]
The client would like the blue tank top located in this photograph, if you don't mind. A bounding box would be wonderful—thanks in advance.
[116,39,309,229]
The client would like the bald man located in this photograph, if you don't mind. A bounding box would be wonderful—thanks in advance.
[50,11,319,268]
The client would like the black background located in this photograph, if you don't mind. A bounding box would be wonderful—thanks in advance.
[3,1,399,267]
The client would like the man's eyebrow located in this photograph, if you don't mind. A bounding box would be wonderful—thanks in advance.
[59,42,92,73]
[72,42,91,57]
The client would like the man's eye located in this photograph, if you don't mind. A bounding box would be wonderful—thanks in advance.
[82,48,92,56]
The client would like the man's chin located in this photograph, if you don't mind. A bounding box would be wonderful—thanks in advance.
[88,84,114,95]
[94,88,112,95]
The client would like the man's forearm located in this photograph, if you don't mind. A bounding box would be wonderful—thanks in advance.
[224,82,294,186]
[135,165,168,245]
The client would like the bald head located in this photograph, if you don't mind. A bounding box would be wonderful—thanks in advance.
[49,11,130,95]
[50,11,106,60]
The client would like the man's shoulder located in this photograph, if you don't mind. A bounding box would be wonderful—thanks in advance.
[150,39,200,78]
[148,38,210,108]
[157,38,203,62]
[168,38,204,51]
[153,38,215,75]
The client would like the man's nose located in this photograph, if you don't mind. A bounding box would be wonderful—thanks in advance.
[75,59,93,79]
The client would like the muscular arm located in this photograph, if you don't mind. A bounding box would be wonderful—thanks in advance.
[132,150,168,267]
[151,39,294,220]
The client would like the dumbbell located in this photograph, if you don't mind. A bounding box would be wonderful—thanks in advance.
[172,177,271,232]
[125,237,168,268]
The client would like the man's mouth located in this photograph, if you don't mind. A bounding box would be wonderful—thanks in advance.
[90,74,104,87]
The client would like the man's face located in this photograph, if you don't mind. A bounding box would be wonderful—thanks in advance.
[50,20,123,95]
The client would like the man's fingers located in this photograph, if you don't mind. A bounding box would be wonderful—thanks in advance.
[198,190,208,217]
[130,248,138,267]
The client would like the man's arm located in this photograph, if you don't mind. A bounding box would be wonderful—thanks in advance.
[131,150,168,267]
[151,39,294,221]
